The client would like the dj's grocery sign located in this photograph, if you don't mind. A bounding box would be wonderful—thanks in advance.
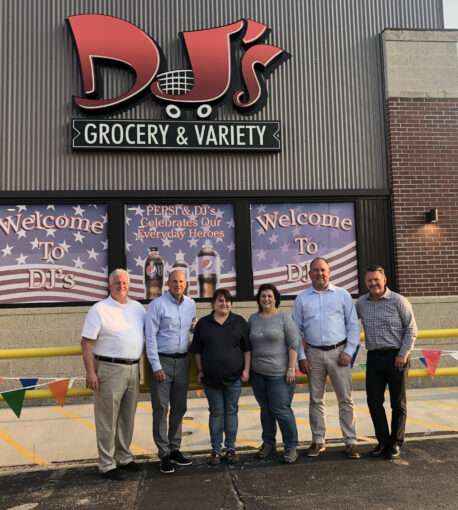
[68,15,289,151]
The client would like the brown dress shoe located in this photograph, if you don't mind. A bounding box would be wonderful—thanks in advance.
[208,451,222,466]
[306,443,326,457]
[224,449,239,464]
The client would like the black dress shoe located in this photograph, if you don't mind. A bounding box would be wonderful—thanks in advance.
[169,449,192,466]
[119,461,140,472]
[102,468,128,481]
[385,445,401,460]
[369,444,386,458]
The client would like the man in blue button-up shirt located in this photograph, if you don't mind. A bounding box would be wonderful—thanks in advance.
[145,269,196,474]
[293,257,360,459]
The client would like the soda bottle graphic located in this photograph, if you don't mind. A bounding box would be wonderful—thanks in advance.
[197,242,219,298]
[171,255,189,295]
[144,246,163,300]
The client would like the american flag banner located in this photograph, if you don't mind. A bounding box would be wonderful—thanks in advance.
[0,205,108,303]
[125,204,237,299]
[250,203,358,295]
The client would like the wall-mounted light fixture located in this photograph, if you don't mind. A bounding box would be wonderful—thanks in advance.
[425,208,439,224]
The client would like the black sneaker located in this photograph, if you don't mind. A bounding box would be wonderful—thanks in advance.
[369,444,386,458]
[119,461,140,472]
[102,467,127,481]
[169,450,192,466]
[159,456,175,474]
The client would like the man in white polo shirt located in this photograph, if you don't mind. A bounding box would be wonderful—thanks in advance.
[81,268,145,480]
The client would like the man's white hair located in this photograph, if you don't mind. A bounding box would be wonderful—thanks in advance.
[109,268,130,285]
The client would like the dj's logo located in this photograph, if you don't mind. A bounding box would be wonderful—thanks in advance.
[67,14,289,119]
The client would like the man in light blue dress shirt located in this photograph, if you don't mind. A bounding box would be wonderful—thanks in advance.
[145,269,196,474]
[293,257,360,459]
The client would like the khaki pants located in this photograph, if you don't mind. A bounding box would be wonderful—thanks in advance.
[94,360,139,472]
[307,345,357,445]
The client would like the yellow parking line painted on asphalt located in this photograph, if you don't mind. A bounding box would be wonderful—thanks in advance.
[51,407,150,455]
[0,430,48,465]
[407,415,458,433]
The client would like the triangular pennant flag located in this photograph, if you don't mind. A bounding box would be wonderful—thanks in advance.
[19,378,39,389]
[2,388,26,418]
[68,378,75,389]
[48,379,70,407]
[419,357,427,367]
[450,352,458,361]
[422,350,442,377]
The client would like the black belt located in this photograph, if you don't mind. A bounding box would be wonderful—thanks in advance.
[159,352,188,359]
[94,355,140,365]
[308,340,346,351]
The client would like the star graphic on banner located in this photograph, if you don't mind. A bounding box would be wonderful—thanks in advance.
[281,243,289,253]
[133,206,144,216]
[126,242,132,252]
[101,240,108,250]
[215,236,223,244]
[17,229,27,239]
[188,238,198,247]
[189,262,197,275]
[73,231,85,243]
[269,233,279,244]
[226,218,235,228]
[292,227,301,236]
[215,209,224,219]
[175,250,185,261]
[17,205,27,212]
[46,228,56,238]
[270,259,279,268]
[134,256,144,268]
[30,237,40,250]
[89,204,98,209]
[202,225,211,233]
[256,205,266,214]
[1,244,13,256]
[59,240,71,253]
[100,214,108,223]
[46,205,55,210]
[220,258,225,269]
[102,266,108,274]
[162,238,172,247]
[45,256,55,264]
[87,248,99,260]
[16,253,28,264]
[125,216,132,225]
[257,227,266,236]
[227,242,235,252]
[73,205,85,216]
[256,249,266,261]
[73,257,85,269]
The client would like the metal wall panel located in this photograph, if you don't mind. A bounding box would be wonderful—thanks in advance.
[0,0,442,192]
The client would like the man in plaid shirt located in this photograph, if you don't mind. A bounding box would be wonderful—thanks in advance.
[356,265,417,460]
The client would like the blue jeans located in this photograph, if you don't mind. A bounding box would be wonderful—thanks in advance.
[204,379,242,453]
[251,371,298,449]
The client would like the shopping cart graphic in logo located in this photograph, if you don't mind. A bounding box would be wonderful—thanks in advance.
[155,70,212,119]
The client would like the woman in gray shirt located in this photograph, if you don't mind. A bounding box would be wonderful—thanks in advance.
[248,283,301,463]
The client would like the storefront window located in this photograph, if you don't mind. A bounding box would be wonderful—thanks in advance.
[125,204,236,299]
[250,203,358,295]
[0,204,108,303]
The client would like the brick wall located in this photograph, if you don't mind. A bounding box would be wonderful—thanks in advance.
[387,97,458,296]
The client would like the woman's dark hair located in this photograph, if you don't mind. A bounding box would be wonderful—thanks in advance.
[211,288,233,305]
[256,283,281,312]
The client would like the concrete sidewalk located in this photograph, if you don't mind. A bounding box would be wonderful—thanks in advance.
[0,386,457,468]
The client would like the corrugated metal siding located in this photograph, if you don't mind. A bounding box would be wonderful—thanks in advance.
[0,0,443,192]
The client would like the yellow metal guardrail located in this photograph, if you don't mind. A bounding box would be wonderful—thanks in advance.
[1,329,458,401]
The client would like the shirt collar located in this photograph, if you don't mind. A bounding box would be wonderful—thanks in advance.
[309,283,336,294]
[165,290,185,305]
[108,295,129,307]
[367,287,392,301]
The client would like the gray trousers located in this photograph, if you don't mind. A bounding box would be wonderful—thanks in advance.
[150,355,189,458]
[94,360,139,472]
[307,344,357,445]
